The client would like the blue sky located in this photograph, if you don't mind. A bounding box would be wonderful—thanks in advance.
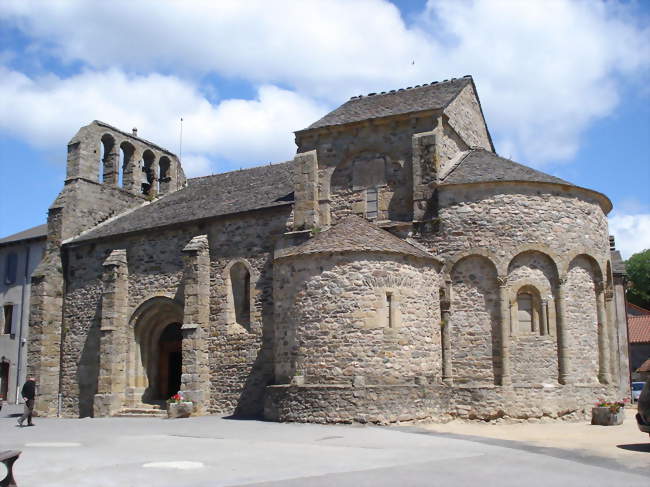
[0,0,648,257]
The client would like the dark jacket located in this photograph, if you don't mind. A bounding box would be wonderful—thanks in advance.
[21,380,36,400]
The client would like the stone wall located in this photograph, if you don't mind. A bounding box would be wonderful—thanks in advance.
[204,210,290,416]
[424,183,610,265]
[273,253,440,386]
[58,206,291,417]
[265,382,619,424]
[448,255,500,385]
[507,251,559,385]
[443,83,492,151]
[565,256,600,384]
[416,183,613,389]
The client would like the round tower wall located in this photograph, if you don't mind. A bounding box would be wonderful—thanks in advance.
[273,252,441,386]
[424,183,610,268]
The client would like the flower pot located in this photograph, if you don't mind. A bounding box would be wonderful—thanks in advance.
[167,401,193,419]
[591,406,624,426]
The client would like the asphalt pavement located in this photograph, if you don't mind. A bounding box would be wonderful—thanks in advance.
[1,404,647,486]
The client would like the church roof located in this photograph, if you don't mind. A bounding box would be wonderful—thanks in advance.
[0,223,47,246]
[304,77,471,131]
[441,149,573,186]
[70,162,294,243]
[276,215,437,260]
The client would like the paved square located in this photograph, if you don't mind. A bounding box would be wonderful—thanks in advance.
[1,407,648,486]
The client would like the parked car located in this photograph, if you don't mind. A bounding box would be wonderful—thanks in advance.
[632,381,646,402]
[636,381,650,437]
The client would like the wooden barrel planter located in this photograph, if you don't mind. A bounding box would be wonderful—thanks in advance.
[591,406,624,426]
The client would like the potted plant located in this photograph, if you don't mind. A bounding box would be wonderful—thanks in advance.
[591,398,627,426]
[166,392,193,419]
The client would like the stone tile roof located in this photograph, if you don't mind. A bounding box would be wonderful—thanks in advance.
[629,315,650,344]
[70,162,294,243]
[441,149,573,186]
[277,215,437,260]
[0,223,47,246]
[305,77,471,131]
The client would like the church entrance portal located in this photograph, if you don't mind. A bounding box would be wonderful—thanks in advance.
[128,297,184,406]
[157,323,182,400]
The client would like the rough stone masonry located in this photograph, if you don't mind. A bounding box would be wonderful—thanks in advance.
[27,77,630,423]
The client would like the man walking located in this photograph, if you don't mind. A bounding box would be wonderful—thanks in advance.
[17,376,36,427]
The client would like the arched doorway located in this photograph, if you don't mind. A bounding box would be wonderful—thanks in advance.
[128,297,184,405]
[157,323,182,399]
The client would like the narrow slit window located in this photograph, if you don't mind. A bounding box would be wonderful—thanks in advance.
[230,262,251,330]
[386,292,394,328]
[3,305,13,335]
[366,187,378,219]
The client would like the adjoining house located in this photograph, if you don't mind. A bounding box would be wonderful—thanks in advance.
[628,312,650,381]
[0,224,46,403]
[25,76,630,422]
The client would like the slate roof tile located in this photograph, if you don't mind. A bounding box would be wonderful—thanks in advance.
[276,215,436,260]
[441,149,573,186]
[305,78,471,131]
[71,162,294,243]
[0,224,47,246]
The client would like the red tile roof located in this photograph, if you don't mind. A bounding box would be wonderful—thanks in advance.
[629,315,650,343]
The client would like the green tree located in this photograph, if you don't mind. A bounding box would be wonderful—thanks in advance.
[626,249,650,309]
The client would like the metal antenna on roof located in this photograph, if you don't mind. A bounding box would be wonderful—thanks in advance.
[179,117,184,162]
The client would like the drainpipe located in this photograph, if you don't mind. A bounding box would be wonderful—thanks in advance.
[15,243,30,403]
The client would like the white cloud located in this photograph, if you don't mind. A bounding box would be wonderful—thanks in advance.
[608,212,650,259]
[0,68,327,173]
[180,154,213,178]
[1,0,648,167]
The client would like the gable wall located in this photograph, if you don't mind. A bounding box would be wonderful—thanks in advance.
[443,83,492,150]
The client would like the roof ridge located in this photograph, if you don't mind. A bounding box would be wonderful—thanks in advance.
[188,160,292,183]
[276,215,439,261]
[347,75,472,101]
[92,120,178,157]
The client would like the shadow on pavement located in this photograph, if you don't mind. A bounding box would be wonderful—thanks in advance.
[616,443,650,453]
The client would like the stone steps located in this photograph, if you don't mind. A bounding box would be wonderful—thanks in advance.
[115,407,167,418]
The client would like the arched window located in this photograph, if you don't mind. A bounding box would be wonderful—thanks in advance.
[229,262,251,330]
[119,141,135,188]
[517,292,534,334]
[141,150,155,195]
[158,156,171,194]
[100,134,116,184]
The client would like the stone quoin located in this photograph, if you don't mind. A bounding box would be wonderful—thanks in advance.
[26,77,630,423]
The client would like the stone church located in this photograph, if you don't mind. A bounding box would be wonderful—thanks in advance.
[28,76,630,423]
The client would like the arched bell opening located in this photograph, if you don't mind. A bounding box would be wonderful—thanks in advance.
[128,297,184,406]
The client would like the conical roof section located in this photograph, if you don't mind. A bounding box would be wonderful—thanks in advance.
[276,215,436,260]
[441,149,572,186]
